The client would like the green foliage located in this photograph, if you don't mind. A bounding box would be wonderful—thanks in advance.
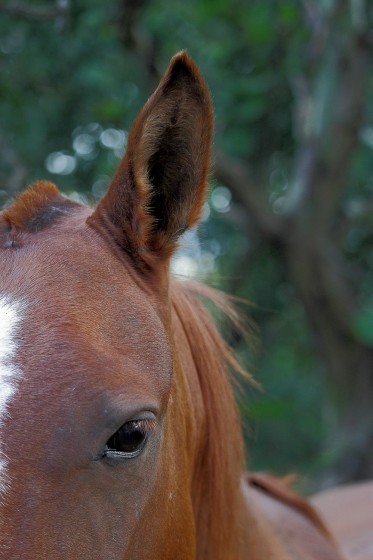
[1,0,372,481]
[352,305,373,346]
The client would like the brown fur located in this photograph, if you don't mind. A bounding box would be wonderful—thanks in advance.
[2,180,80,234]
[88,51,213,269]
[0,52,349,560]
[172,282,246,559]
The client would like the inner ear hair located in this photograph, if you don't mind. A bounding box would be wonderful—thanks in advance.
[134,63,212,247]
[141,94,205,235]
[88,52,213,266]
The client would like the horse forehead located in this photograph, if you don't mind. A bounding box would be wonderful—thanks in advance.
[0,296,25,492]
[0,221,172,394]
[0,296,24,407]
[1,217,161,326]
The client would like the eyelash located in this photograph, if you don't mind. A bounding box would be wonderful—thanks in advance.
[127,419,157,433]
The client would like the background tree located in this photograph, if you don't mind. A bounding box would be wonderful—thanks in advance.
[1,0,372,488]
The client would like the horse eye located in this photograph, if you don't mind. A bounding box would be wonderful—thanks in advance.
[103,420,151,459]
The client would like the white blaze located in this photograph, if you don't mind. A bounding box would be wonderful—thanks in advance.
[0,296,24,496]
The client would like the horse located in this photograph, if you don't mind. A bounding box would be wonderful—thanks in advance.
[0,51,371,560]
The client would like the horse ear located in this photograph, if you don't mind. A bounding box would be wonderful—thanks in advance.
[88,51,213,266]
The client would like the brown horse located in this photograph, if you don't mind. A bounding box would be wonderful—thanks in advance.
[0,52,369,559]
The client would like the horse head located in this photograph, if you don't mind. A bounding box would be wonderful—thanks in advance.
[0,50,355,560]
[0,53,224,560]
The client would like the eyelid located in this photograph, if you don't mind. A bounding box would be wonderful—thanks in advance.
[103,440,147,460]
[101,417,158,461]
[102,403,159,432]
[125,418,157,433]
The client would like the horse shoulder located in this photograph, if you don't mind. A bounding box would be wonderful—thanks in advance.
[312,480,373,560]
[242,473,348,560]
[240,476,291,560]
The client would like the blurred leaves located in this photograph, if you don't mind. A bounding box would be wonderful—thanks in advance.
[352,305,373,346]
[1,0,372,483]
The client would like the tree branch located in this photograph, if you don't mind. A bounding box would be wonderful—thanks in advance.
[288,4,372,226]
[116,0,160,83]
[0,130,28,201]
[0,1,68,22]
[213,151,285,240]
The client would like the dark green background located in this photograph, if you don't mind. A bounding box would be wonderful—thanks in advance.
[1,0,372,490]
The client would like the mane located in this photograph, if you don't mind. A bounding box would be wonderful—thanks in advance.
[171,280,252,560]
[2,181,80,233]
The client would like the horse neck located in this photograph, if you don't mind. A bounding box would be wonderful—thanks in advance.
[170,282,293,560]
[171,281,246,560]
